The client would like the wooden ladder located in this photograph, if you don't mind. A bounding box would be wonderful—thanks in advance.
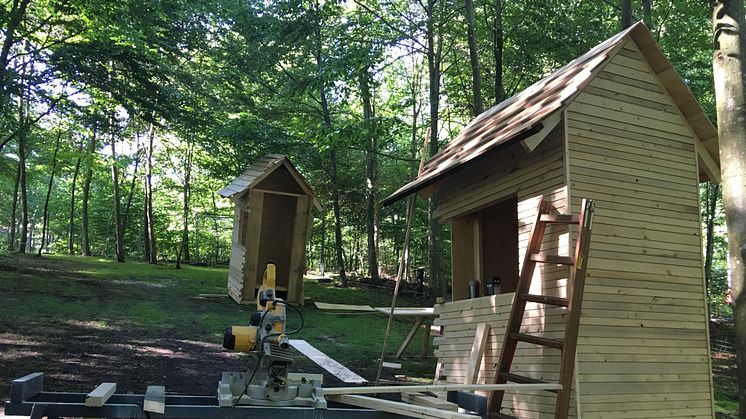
[487,198,595,419]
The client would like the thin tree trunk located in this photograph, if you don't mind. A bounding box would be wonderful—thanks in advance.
[122,142,142,234]
[330,149,347,285]
[642,0,652,27]
[712,1,746,413]
[17,82,28,254]
[704,182,720,301]
[110,121,125,262]
[426,0,444,301]
[8,162,20,251]
[465,0,483,115]
[181,138,194,263]
[621,0,633,30]
[68,139,84,254]
[360,71,380,283]
[38,132,62,256]
[320,216,326,277]
[145,122,157,263]
[314,3,346,286]
[493,0,505,104]
[81,126,97,256]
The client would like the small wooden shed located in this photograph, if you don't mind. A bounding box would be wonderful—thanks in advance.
[218,155,321,305]
[384,23,718,418]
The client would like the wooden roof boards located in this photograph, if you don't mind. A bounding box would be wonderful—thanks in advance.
[382,22,719,206]
[218,154,322,210]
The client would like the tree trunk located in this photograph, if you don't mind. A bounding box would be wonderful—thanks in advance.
[17,88,28,254]
[320,216,326,277]
[493,0,505,104]
[38,131,62,256]
[68,139,84,254]
[621,0,633,30]
[122,143,142,234]
[712,1,746,414]
[360,71,380,283]
[145,122,157,264]
[110,122,125,262]
[426,0,445,301]
[704,182,720,301]
[81,126,97,256]
[0,0,30,103]
[330,149,347,285]
[181,138,194,263]
[8,162,20,251]
[642,0,652,27]
[465,0,483,115]
[314,4,346,286]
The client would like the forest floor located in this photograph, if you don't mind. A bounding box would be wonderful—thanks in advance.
[0,253,434,414]
[0,253,739,417]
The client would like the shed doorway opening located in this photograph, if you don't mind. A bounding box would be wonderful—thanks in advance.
[451,196,519,300]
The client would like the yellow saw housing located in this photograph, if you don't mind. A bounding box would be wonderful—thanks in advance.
[223,262,287,353]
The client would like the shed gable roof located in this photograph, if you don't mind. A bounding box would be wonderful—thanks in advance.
[218,154,322,210]
[383,22,719,206]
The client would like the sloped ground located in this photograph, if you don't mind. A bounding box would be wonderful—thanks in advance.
[0,253,435,413]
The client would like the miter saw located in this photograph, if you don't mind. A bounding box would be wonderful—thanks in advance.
[218,262,326,408]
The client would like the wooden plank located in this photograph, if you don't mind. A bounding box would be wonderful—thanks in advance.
[289,339,367,384]
[85,383,116,407]
[402,393,458,411]
[315,302,375,312]
[375,307,436,317]
[465,323,490,384]
[326,394,479,419]
[322,382,562,395]
[143,385,165,414]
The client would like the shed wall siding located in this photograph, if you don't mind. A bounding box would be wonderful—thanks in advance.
[436,126,576,418]
[566,42,714,418]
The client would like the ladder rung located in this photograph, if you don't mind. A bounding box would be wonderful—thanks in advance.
[530,253,575,265]
[510,333,564,349]
[519,293,569,307]
[539,214,580,224]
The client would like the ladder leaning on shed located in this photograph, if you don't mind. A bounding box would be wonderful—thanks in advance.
[487,198,595,419]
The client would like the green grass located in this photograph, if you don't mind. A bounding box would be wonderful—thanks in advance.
[0,252,436,381]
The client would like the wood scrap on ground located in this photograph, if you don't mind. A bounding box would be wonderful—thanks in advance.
[314,302,375,312]
[289,339,367,384]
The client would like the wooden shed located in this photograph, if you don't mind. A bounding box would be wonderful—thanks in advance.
[384,23,718,418]
[218,155,321,305]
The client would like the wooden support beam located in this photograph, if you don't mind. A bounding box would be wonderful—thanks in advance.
[465,323,490,384]
[143,385,165,414]
[696,140,721,183]
[326,394,479,419]
[396,317,425,358]
[85,383,116,407]
[321,382,562,395]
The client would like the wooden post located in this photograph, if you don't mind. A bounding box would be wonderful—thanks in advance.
[242,190,264,302]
